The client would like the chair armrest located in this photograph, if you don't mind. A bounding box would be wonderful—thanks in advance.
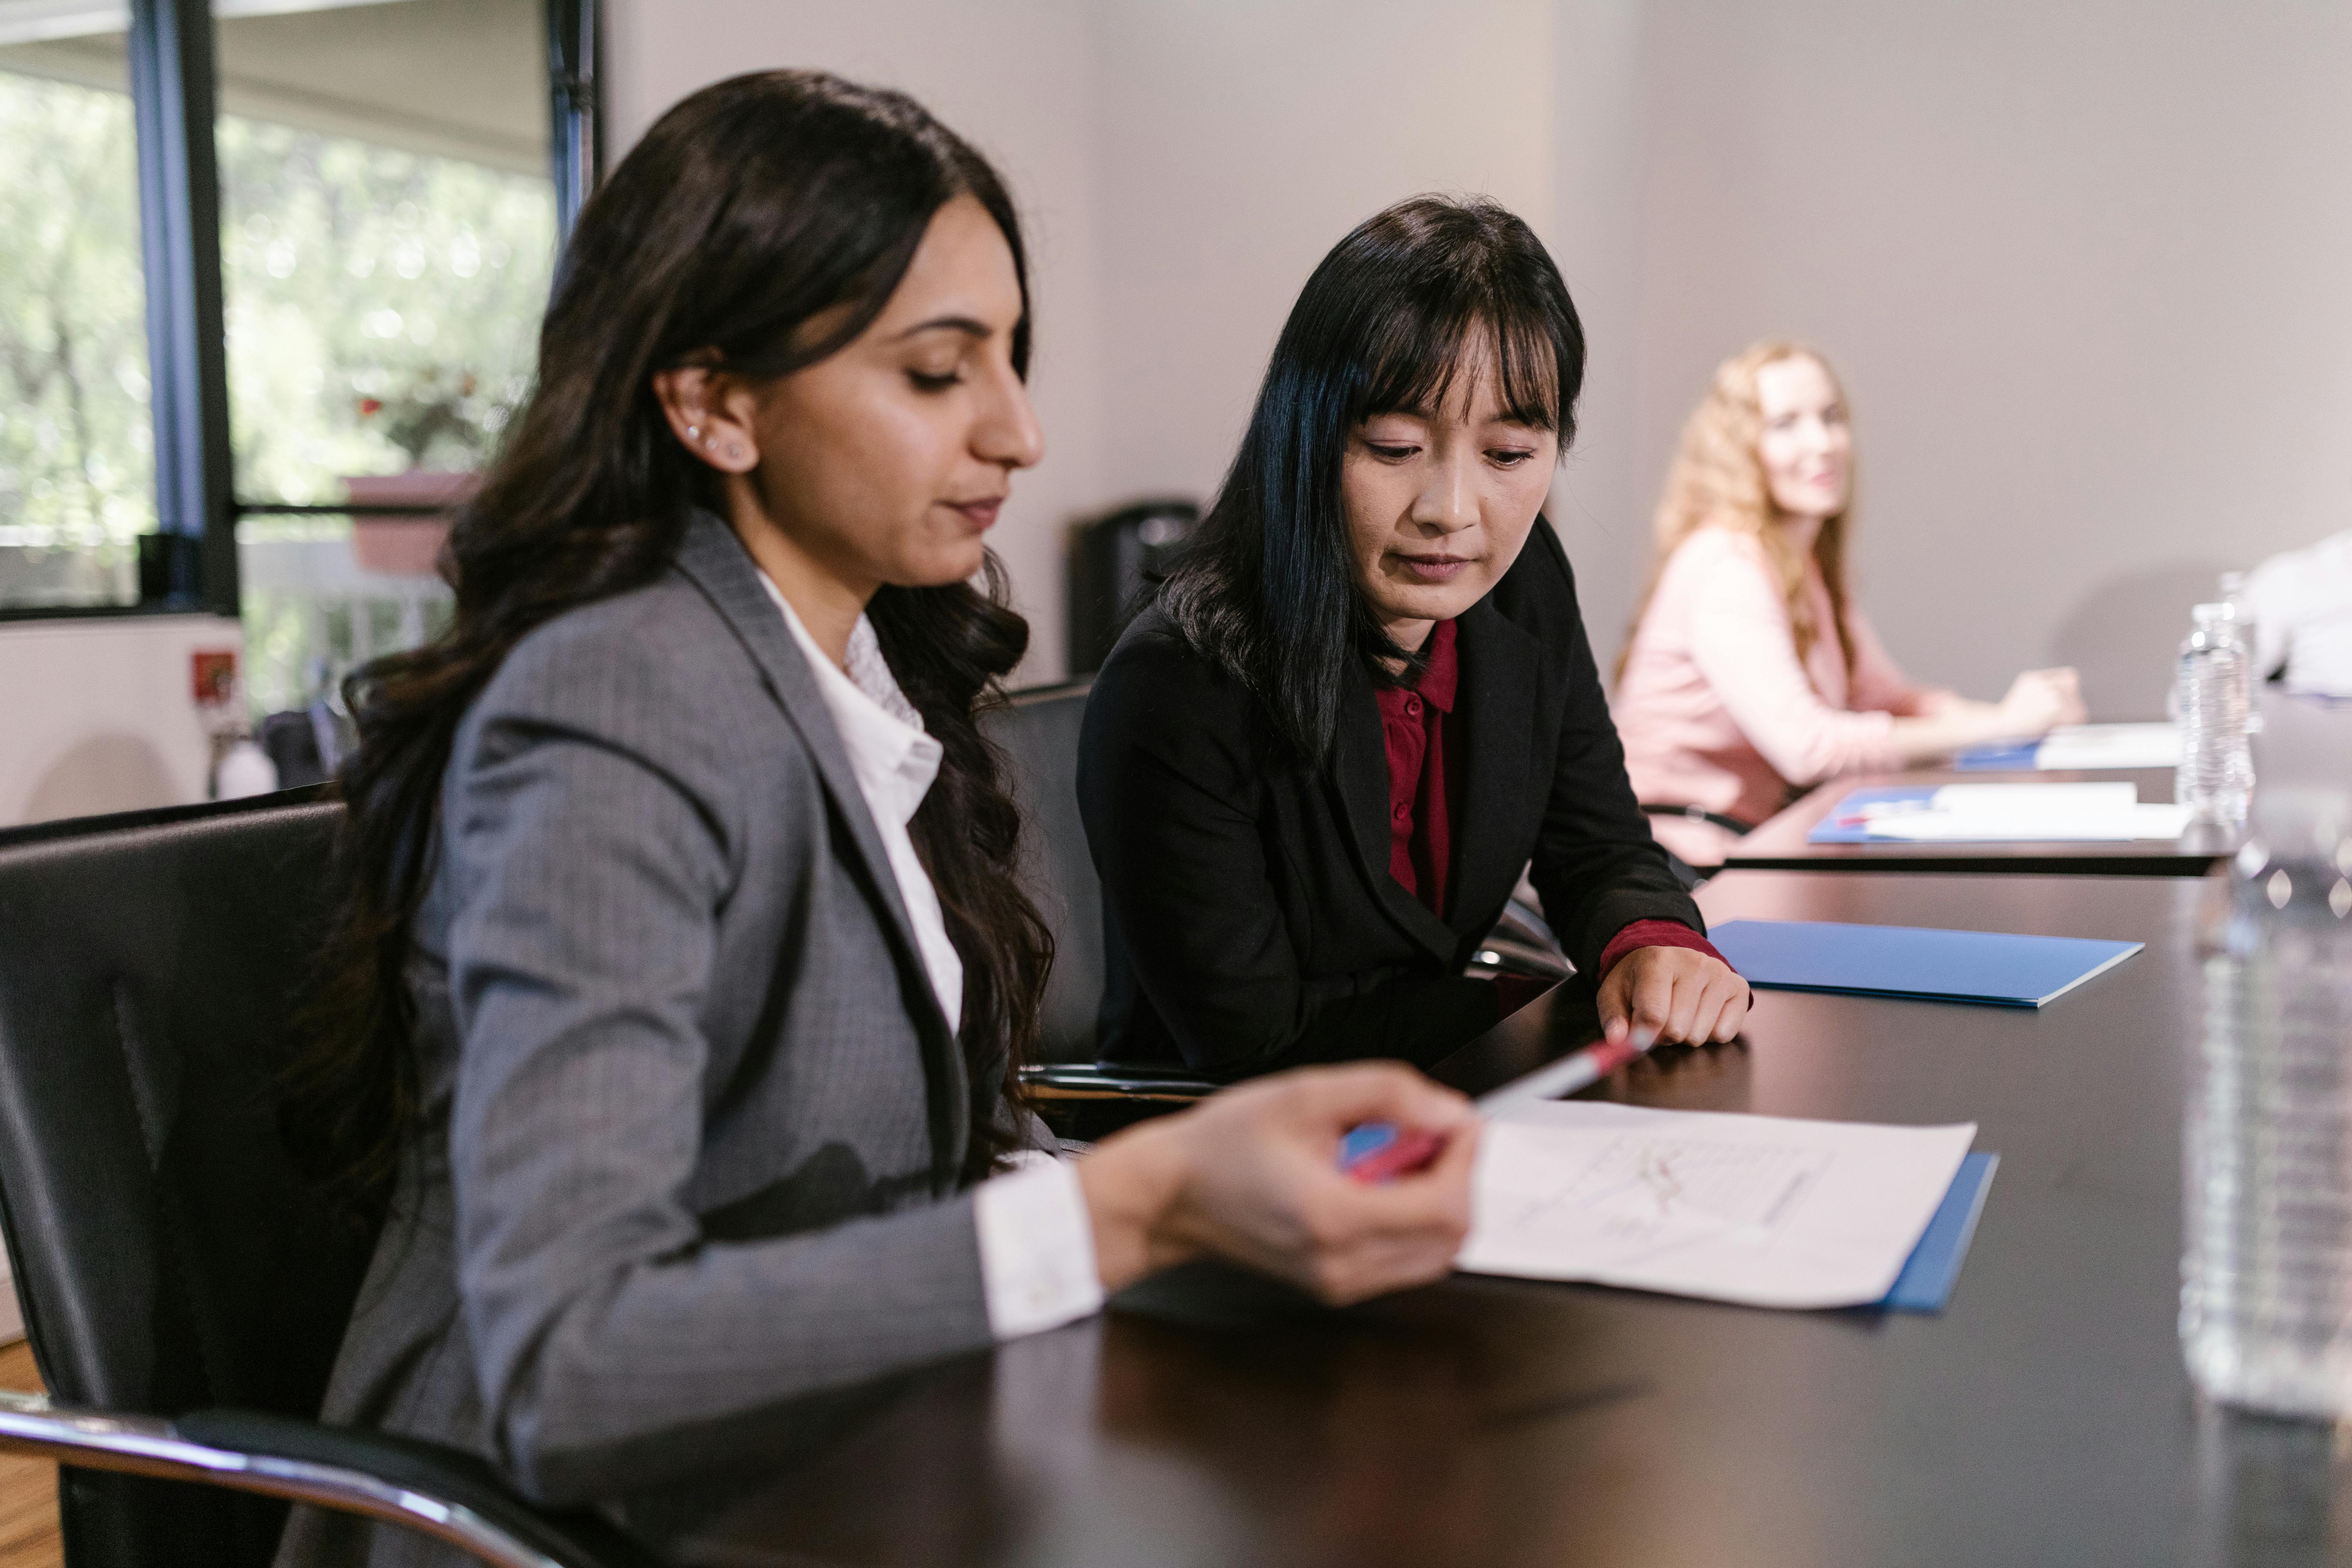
[1494,895,1560,950]
[1018,1063,1216,1101]
[1639,802,1756,837]
[1467,935,1573,981]
[1477,897,1572,981]
[0,1390,657,1568]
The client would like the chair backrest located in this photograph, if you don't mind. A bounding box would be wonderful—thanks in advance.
[0,790,376,1568]
[984,682,1104,1063]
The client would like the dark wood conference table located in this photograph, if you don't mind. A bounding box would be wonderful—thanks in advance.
[640,870,2343,1568]
[1722,690,2350,876]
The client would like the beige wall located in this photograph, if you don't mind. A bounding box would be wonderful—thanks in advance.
[1085,0,1558,502]
[1622,0,2352,717]
[605,2,2352,712]
[0,615,241,826]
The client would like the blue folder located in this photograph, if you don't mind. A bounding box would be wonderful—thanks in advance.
[1707,918,2142,1007]
[1881,1151,1998,1313]
[1954,740,2043,771]
[1806,785,1940,842]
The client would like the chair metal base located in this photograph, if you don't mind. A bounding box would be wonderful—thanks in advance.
[0,1390,648,1568]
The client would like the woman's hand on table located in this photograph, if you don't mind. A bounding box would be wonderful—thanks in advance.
[1597,945,1750,1048]
[1992,667,2087,737]
[1076,1062,1478,1305]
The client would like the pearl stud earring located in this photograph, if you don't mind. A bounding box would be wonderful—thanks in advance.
[685,424,700,439]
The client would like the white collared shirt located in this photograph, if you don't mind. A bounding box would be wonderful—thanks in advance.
[757,571,1101,1339]
[759,573,963,1030]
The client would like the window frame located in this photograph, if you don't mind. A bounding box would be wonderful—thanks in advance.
[0,0,602,625]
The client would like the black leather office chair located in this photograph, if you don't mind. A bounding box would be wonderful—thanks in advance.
[985,683,1192,1136]
[984,681,1104,1067]
[985,681,1571,1128]
[0,791,657,1568]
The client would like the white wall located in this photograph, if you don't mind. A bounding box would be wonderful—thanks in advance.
[604,2,2352,712]
[604,0,1574,682]
[1622,0,2352,716]
[1547,0,1650,661]
[0,615,241,826]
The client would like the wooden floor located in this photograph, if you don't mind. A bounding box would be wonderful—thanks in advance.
[0,1341,61,1568]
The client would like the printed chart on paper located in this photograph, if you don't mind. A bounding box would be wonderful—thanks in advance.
[1483,1132,1836,1260]
[1588,1136,1831,1245]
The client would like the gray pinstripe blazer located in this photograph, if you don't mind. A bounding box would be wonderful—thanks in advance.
[281,511,1015,1567]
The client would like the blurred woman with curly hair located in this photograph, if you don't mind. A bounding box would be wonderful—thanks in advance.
[1611,342,2083,867]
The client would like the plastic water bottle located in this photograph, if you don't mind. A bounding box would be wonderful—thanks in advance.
[2219,571,2264,734]
[2182,791,2352,1416]
[2177,604,2254,828]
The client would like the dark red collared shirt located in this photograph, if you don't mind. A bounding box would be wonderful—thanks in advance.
[1374,618,1461,918]
[1375,618,1726,988]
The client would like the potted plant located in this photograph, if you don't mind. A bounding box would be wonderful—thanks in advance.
[345,369,502,576]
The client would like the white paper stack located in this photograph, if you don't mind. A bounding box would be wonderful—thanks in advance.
[1861,783,2190,842]
[2033,723,2182,771]
[1456,1101,1976,1309]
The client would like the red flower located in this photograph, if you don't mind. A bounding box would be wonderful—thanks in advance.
[358,397,383,415]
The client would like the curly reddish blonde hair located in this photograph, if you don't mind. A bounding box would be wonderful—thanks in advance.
[1615,340,1857,688]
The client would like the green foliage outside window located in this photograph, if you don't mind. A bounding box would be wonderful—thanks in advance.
[218,116,555,498]
[219,118,555,711]
[0,70,151,604]
[1,57,553,685]
[0,66,556,534]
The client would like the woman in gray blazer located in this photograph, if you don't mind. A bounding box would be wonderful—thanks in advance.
[279,71,1478,1567]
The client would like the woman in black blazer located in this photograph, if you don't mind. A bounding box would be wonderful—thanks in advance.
[1080,196,1749,1077]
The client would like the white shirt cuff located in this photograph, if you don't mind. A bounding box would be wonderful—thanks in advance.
[972,1153,1105,1340]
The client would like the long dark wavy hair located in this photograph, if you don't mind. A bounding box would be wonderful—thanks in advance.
[1159,195,1586,763]
[284,70,1053,1216]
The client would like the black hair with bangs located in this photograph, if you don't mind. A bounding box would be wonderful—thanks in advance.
[1158,194,1584,764]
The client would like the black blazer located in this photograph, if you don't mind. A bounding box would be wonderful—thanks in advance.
[1078,520,1703,1076]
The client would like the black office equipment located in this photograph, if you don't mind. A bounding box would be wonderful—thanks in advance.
[1065,498,1197,676]
[0,791,652,1568]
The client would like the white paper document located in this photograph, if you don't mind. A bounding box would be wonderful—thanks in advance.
[2032,723,2182,771]
[1859,782,2190,842]
[1868,805,2191,841]
[1456,1101,1976,1309]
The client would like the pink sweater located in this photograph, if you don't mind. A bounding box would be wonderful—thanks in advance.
[1612,528,1935,865]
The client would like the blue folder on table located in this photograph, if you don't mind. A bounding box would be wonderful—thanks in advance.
[1807,785,1939,841]
[1707,919,2141,1007]
[1954,741,2042,771]
[1881,1151,1998,1313]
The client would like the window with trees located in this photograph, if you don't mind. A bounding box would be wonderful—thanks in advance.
[0,0,596,718]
